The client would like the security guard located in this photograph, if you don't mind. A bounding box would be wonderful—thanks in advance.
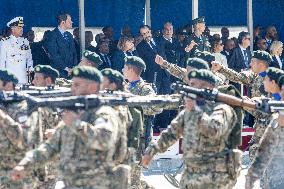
[185,16,210,57]
[0,17,33,84]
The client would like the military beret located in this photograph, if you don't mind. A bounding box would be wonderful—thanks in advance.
[0,69,18,85]
[72,66,102,83]
[7,17,24,27]
[101,68,124,84]
[192,16,205,25]
[186,58,209,70]
[265,67,284,84]
[82,50,103,66]
[124,56,146,71]
[278,75,284,88]
[188,69,217,85]
[194,51,215,63]
[252,50,272,63]
[34,65,59,79]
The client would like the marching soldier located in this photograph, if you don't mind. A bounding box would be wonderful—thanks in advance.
[0,17,33,84]
[185,17,210,57]
[122,56,162,189]
[11,66,129,189]
[0,70,36,189]
[212,50,273,160]
[142,69,241,189]
[246,68,284,189]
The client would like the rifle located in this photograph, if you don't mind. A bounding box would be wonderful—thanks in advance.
[171,82,256,110]
[255,99,284,114]
[15,85,71,97]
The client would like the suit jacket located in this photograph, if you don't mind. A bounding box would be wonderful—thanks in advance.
[45,27,77,78]
[98,53,112,70]
[30,41,50,66]
[111,50,138,72]
[228,46,252,72]
[159,36,180,64]
[136,38,167,83]
[270,55,283,70]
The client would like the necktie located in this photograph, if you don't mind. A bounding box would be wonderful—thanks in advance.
[126,51,133,56]
[63,32,69,40]
[104,55,111,67]
[149,40,157,53]
[243,50,249,68]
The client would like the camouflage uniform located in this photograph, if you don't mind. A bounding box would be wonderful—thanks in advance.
[0,101,35,189]
[28,107,61,189]
[218,67,266,97]
[127,79,162,189]
[247,113,284,189]
[18,105,128,189]
[218,67,268,160]
[159,61,224,86]
[145,101,241,189]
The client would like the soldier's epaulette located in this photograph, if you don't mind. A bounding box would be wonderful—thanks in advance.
[0,36,10,41]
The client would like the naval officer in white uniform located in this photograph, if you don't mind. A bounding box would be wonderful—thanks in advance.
[0,17,33,84]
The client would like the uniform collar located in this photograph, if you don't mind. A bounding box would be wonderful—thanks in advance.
[128,79,142,89]
[272,93,282,101]
[58,26,65,35]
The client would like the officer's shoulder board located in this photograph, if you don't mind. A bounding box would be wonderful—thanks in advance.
[1,36,10,41]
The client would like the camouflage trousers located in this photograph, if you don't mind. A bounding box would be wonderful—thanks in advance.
[180,170,235,189]
[130,164,154,189]
[0,174,35,189]
[249,125,266,161]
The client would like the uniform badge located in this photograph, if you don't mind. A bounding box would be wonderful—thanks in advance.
[73,68,80,76]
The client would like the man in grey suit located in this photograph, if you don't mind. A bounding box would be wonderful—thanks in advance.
[45,13,77,78]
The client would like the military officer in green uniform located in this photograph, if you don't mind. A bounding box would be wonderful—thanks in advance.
[185,17,210,58]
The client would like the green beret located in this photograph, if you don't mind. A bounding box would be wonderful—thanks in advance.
[124,56,146,71]
[278,75,284,88]
[266,67,284,84]
[194,51,215,64]
[186,58,209,70]
[72,66,102,83]
[188,69,217,85]
[34,65,59,79]
[252,50,272,63]
[82,50,103,66]
[192,16,205,25]
[101,68,124,84]
[0,69,18,85]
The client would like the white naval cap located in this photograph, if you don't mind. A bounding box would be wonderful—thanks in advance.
[7,17,24,27]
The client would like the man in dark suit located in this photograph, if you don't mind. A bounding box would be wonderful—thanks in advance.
[221,39,235,61]
[228,31,252,72]
[97,41,113,70]
[160,22,180,69]
[136,25,169,95]
[45,13,77,78]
